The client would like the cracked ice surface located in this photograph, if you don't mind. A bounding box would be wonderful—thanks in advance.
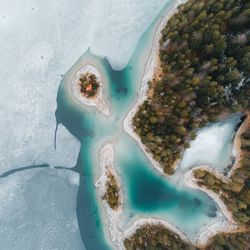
[0,0,166,174]
[0,122,80,175]
[0,167,84,250]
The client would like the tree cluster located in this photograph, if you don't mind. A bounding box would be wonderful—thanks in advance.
[124,224,197,250]
[103,171,121,210]
[79,72,99,98]
[194,120,250,226]
[133,0,250,174]
[124,223,250,250]
[206,231,250,250]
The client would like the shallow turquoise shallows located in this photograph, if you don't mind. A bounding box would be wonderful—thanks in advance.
[55,1,238,249]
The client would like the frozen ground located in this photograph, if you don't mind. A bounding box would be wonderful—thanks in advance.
[0,167,84,250]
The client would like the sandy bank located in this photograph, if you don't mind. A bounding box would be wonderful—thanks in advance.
[90,2,192,248]
[181,168,238,245]
[71,64,110,116]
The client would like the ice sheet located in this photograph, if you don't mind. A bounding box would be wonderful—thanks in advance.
[0,167,83,250]
[0,0,166,174]
[89,0,167,69]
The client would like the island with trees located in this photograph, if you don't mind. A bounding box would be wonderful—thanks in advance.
[78,72,100,98]
[103,170,121,211]
[133,0,249,175]
[71,64,110,116]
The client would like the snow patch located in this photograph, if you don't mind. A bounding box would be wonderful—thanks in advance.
[179,115,241,174]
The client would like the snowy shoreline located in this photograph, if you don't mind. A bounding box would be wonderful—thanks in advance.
[123,0,188,176]
[95,143,125,249]
[181,168,238,246]
[230,112,249,177]
[121,0,246,248]
[94,0,248,248]
[71,64,110,116]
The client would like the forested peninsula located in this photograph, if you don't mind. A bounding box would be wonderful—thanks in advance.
[133,0,250,174]
[128,0,250,249]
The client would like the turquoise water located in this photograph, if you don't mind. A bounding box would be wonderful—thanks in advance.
[55,1,234,249]
[115,133,218,238]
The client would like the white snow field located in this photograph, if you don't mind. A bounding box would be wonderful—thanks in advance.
[0,167,83,250]
[178,114,241,174]
[0,0,166,173]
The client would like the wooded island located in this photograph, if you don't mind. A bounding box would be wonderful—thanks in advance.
[79,72,100,98]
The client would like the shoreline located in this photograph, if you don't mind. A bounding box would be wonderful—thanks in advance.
[122,0,248,248]
[95,143,124,250]
[95,142,237,248]
[71,64,110,116]
[95,144,191,250]
[181,168,238,246]
[183,167,235,223]
[123,0,188,177]
[96,142,123,213]
[174,113,250,246]
[95,3,192,248]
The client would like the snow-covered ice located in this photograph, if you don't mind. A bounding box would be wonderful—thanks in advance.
[178,114,241,174]
[88,0,167,69]
[0,0,167,173]
[0,167,84,250]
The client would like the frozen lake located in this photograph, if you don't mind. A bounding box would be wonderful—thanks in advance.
[0,0,241,249]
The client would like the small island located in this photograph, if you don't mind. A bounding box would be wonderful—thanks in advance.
[79,72,100,98]
[125,0,249,249]
[71,64,110,116]
[133,0,249,175]
[103,170,121,211]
